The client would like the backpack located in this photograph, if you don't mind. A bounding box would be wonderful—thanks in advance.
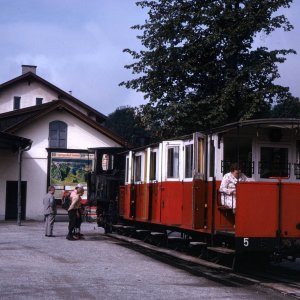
[62,194,71,210]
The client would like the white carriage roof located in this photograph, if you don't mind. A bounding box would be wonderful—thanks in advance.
[210,118,300,134]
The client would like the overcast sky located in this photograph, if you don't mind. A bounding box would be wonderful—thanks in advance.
[0,1,299,116]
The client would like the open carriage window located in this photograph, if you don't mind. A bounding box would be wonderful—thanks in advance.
[260,147,289,178]
[167,146,179,178]
[222,136,252,177]
[185,144,193,178]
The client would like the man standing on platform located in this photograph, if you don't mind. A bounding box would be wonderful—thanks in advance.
[43,186,57,237]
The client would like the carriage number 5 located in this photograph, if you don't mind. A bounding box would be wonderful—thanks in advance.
[243,238,249,247]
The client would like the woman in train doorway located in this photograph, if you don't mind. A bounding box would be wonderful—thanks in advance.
[219,163,248,213]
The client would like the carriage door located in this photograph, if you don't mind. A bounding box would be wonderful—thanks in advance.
[133,151,147,220]
[161,141,183,225]
[148,148,159,222]
[193,134,206,229]
[127,151,136,219]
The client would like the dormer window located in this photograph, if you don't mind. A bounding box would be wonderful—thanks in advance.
[36,98,43,105]
[14,96,21,110]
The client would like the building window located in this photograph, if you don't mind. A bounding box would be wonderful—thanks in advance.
[14,96,21,110]
[36,98,43,105]
[49,121,67,148]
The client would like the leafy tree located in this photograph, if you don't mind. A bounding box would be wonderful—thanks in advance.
[104,106,150,147]
[120,0,296,139]
[271,97,300,118]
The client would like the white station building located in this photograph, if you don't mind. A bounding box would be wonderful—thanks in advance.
[0,65,127,221]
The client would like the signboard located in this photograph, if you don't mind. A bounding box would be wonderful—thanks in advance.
[50,152,94,202]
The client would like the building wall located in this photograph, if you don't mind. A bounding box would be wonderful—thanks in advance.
[0,79,97,120]
[0,110,121,220]
[0,80,58,113]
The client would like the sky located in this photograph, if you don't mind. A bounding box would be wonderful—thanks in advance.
[0,1,299,116]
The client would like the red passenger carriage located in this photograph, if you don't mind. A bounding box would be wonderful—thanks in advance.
[117,119,300,261]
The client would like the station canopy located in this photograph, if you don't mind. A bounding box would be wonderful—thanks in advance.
[0,131,32,151]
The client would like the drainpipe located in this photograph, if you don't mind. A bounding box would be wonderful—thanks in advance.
[17,143,32,226]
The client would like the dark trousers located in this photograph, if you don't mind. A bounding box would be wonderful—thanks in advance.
[75,209,82,233]
[68,210,77,237]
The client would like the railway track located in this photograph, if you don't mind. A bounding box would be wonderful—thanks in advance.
[104,226,300,299]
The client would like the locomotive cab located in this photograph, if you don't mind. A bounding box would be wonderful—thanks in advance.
[87,147,125,231]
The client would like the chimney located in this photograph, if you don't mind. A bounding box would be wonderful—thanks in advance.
[22,65,37,75]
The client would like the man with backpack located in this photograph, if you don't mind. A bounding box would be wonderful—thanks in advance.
[66,185,84,241]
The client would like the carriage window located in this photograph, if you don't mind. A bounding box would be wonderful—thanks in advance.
[101,154,114,171]
[260,147,289,178]
[223,136,252,177]
[150,151,157,180]
[185,144,193,178]
[198,138,204,174]
[167,146,179,178]
[135,155,142,181]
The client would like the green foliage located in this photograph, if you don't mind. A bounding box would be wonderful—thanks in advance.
[121,0,296,139]
[104,106,151,146]
[271,97,300,118]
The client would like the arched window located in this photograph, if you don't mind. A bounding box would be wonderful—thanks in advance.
[49,121,67,148]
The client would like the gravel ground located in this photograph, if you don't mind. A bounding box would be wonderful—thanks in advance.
[0,221,292,300]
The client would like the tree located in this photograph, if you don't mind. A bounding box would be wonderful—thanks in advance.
[104,106,150,147]
[271,97,300,118]
[120,0,296,139]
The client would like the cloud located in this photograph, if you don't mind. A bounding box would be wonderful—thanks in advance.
[0,0,299,117]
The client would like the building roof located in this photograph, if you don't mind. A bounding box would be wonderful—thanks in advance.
[0,100,129,147]
[0,71,107,123]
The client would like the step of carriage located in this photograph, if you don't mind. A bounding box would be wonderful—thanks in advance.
[206,246,235,255]
[112,224,125,234]
[149,231,167,246]
[122,226,136,236]
[135,229,151,240]
[167,236,189,250]
[189,241,207,248]
[187,241,208,256]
